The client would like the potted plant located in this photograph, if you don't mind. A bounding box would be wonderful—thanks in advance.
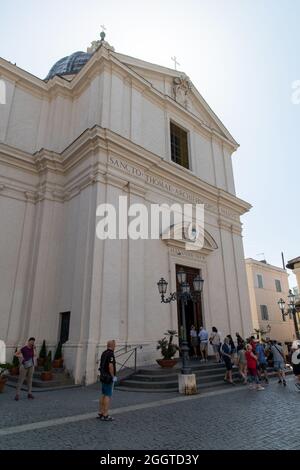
[41,351,53,381]
[37,340,47,367]
[0,363,12,393]
[156,330,179,368]
[52,342,63,369]
[10,349,20,376]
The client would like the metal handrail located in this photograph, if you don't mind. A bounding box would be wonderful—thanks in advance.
[97,344,143,377]
[115,345,143,375]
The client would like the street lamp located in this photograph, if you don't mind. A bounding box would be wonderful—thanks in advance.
[157,272,204,375]
[278,290,300,340]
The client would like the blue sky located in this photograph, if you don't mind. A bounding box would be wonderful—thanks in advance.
[1,0,299,286]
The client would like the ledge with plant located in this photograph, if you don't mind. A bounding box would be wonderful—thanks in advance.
[156,330,179,368]
[37,340,47,367]
[41,351,53,381]
[0,363,12,393]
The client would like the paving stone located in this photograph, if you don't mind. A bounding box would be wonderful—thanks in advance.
[0,377,299,450]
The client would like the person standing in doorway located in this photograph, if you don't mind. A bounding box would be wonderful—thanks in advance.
[190,325,199,359]
[270,340,287,386]
[209,327,221,363]
[98,340,117,422]
[198,326,209,362]
[15,337,36,401]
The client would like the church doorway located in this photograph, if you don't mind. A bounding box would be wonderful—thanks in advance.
[176,265,203,356]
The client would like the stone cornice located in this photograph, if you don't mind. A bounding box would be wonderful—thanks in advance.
[0,127,251,229]
[0,57,47,99]
[245,258,288,274]
[0,142,38,174]
[0,49,237,151]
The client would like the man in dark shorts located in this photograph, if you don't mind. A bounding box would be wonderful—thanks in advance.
[98,340,116,421]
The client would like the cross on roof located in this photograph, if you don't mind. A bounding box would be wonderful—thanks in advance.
[100,25,107,32]
[171,56,180,70]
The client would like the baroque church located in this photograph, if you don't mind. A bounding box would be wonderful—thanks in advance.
[0,32,253,384]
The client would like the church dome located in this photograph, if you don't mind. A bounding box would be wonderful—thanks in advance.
[45,51,92,80]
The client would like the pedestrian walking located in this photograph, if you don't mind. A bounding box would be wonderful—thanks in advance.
[198,326,209,362]
[250,336,257,352]
[237,345,247,384]
[98,340,117,422]
[245,344,264,391]
[255,341,269,384]
[236,333,245,352]
[209,327,221,363]
[15,337,36,401]
[227,335,237,363]
[190,325,199,359]
[221,337,235,385]
[270,340,287,386]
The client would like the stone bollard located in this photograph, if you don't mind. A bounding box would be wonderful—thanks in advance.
[178,373,197,395]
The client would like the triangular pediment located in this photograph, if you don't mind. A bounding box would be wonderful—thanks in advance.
[113,52,237,146]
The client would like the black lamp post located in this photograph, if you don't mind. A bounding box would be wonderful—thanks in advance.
[278,290,300,340]
[157,271,204,375]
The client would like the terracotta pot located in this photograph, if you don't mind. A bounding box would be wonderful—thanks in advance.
[156,359,177,368]
[37,358,45,367]
[0,377,7,393]
[41,371,53,381]
[10,367,20,376]
[52,360,63,369]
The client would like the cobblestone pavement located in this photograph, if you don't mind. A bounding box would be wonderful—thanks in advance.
[0,376,299,450]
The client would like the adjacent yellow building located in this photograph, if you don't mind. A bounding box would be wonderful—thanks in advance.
[245,258,295,344]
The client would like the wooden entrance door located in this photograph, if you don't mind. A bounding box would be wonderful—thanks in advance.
[176,265,203,353]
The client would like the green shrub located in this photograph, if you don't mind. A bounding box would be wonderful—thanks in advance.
[54,342,62,360]
[39,340,47,359]
[44,351,52,371]
[12,349,19,368]
[157,330,179,360]
[0,363,12,376]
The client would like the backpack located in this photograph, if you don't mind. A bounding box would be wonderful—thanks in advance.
[99,352,113,384]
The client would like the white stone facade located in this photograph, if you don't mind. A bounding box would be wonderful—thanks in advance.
[0,43,253,384]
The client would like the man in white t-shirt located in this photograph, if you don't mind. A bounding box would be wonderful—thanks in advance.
[291,340,300,392]
[198,327,209,362]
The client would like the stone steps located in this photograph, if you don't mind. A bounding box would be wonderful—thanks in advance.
[117,361,293,393]
[7,368,76,391]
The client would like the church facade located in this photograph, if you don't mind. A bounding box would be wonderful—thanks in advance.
[0,35,253,384]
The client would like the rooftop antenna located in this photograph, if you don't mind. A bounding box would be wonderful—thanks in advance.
[256,253,265,261]
[281,252,286,270]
